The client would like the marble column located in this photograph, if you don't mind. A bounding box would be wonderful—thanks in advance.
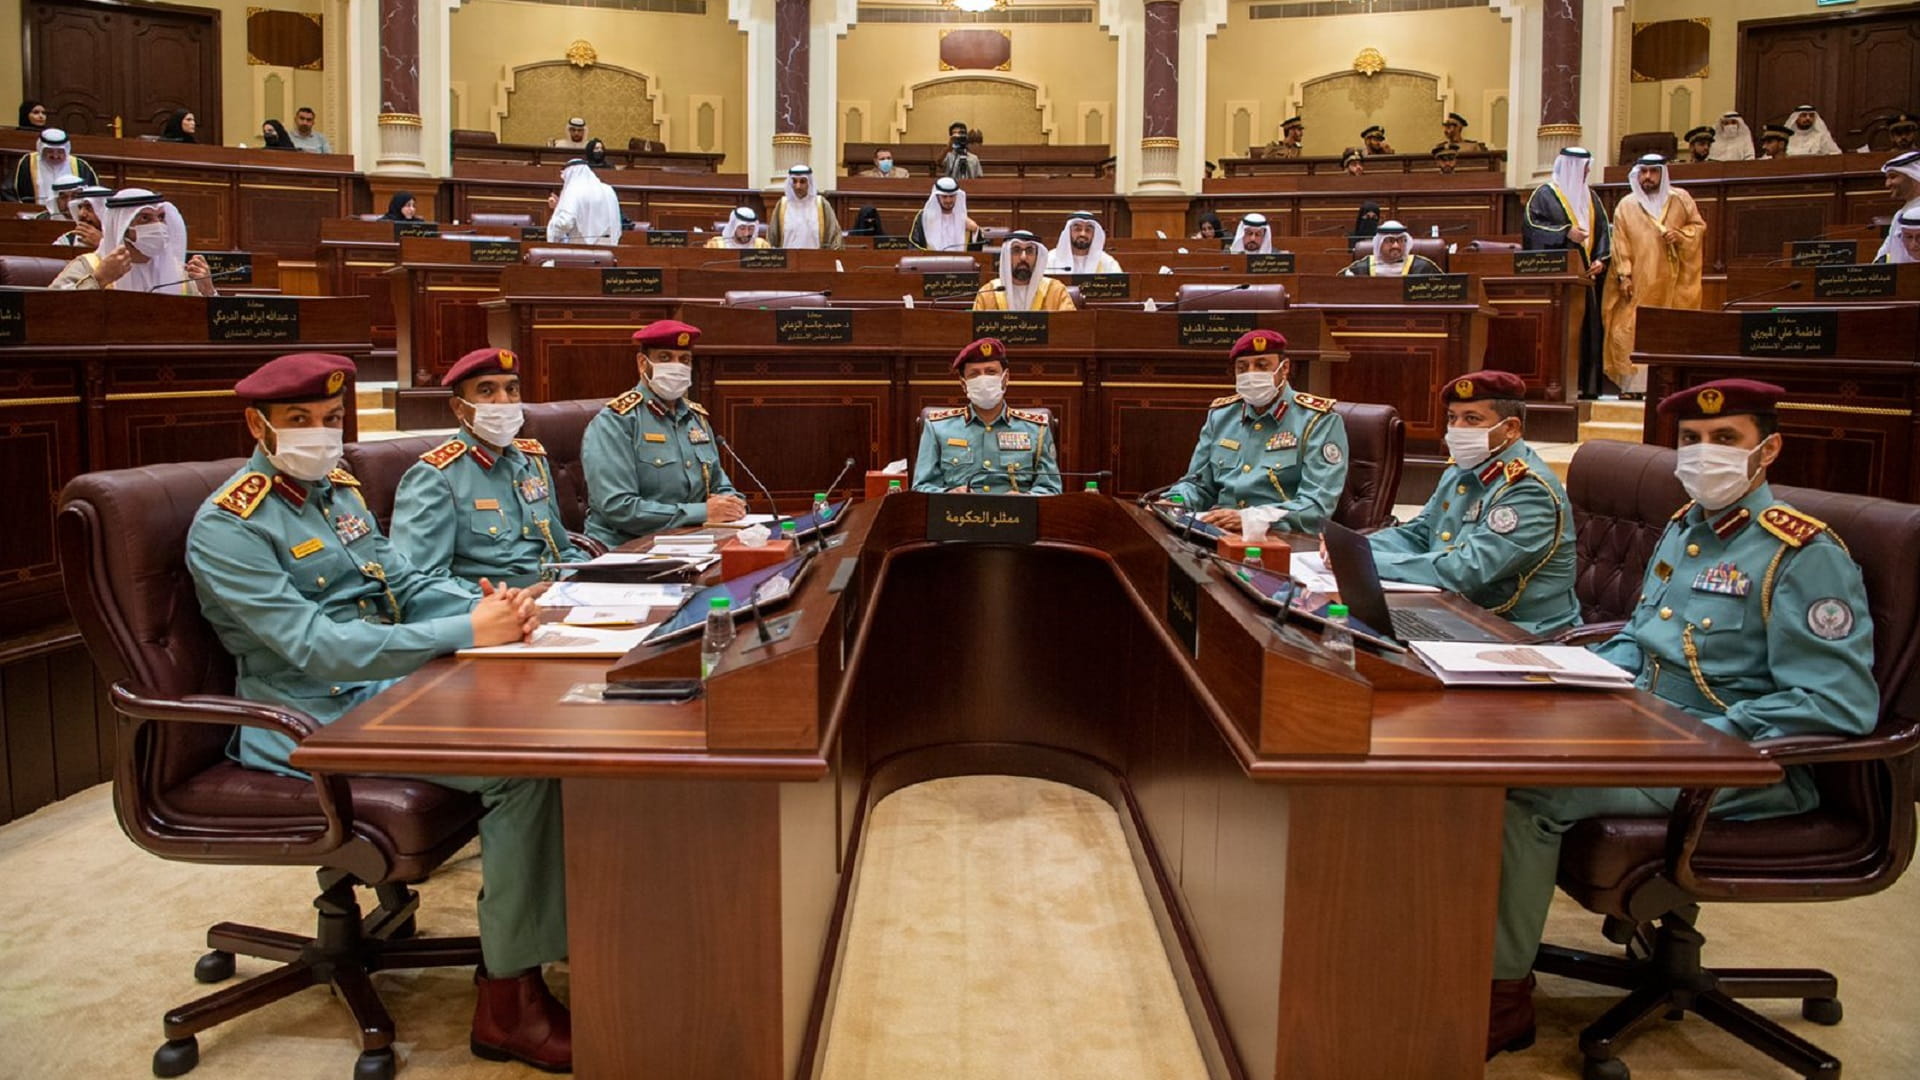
[772,0,811,178]
[1537,0,1583,161]
[373,0,427,177]
[1138,0,1181,191]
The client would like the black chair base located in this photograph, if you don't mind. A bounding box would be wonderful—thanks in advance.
[152,871,482,1078]
[1536,914,1844,1080]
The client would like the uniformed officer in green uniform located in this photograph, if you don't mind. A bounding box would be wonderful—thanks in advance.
[1487,379,1879,1060]
[184,353,573,1071]
[912,336,1062,495]
[391,346,583,591]
[1163,328,1349,535]
[581,318,745,545]
[1366,371,1578,635]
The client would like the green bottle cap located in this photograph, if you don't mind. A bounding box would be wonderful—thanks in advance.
[710,597,731,610]
[1084,480,1099,491]
[1328,604,1349,618]
[1245,547,1262,558]
[888,478,902,490]
[781,520,797,533]
[1169,494,1185,505]
[813,492,827,500]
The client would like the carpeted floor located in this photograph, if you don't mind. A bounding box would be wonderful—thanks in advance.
[1,780,1915,1079]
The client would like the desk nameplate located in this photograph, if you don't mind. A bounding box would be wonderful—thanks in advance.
[1812,264,1897,300]
[1166,553,1201,657]
[600,267,665,295]
[0,292,24,345]
[394,221,439,239]
[1062,273,1129,300]
[740,248,789,270]
[1178,311,1257,348]
[469,240,521,264]
[646,230,689,248]
[922,271,981,299]
[207,296,301,342]
[971,311,1049,345]
[190,251,254,284]
[1739,310,1838,357]
[926,494,1038,544]
[1247,252,1297,274]
[1405,274,1471,302]
[774,308,855,345]
[1511,250,1571,275]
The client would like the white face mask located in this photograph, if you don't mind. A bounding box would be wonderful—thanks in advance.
[1444,423,1502,469]
[465,401,524,446]
[263,422,344,482]
[1674,442,1763,511]
[965,373,1006,411]
[647,360,693,401]
[1235,370,1280,409]
[130,221,167,257]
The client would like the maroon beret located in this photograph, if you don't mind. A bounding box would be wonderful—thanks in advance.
[234,353,355,404]
[442,347,520,388]
[1442,371,1527,404]
[1227,329,1288,363]
[1656,378,1785,420]
[951,337,1009,373]
[632,319,701,350]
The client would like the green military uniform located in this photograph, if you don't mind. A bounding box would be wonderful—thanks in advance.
[1495,483,1877,979]
[187,450,567,974]
[390,429,582,592]
[581,383,737,546]
[912,404,1061,495]
[1166,386,1350,534]
[1367,439,1579,635]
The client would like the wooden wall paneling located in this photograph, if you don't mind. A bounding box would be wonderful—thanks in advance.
[708,358,896,499]
[114,166,234,250]
[1390,195,1498,239]
[121,2,221,142]
[47,645,102,798]
[1737,5,1920,148]
[25,0,120,136]
[0,382,85,638]
[1,653,58,821]
[486,301,664,403]
[321,243,399,348]
[1322,324,1453,446]
[1844,19,1920,145]
[1095,353,1230,498]
[1720,184,1836,263]
[236,175,348,261]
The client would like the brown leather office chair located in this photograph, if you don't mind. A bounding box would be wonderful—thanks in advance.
[1542,440,1920,1080]
[341,435,444,530]
[897,255,977,274]
[1618,130,1679,165]
[0,254,68,286]
[523,245,614,268]
[471,212,534,228]
[1328,402,1404,531]
[56,461,486,1080]
[1467,239,1524,254]
[1173,283,1289,311]
[725,289,828,309]
[449,129,499,147]
[522,399,606,543]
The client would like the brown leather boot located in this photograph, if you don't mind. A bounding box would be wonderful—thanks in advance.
[1486,974,1537,1060]
[472,967,573,1073]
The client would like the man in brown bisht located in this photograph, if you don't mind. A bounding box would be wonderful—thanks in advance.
[1601,154,1705,398]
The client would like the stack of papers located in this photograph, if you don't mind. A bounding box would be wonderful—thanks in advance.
[458,622,658,658]
[536,582,688,609]
[1408,642,1634,690]
[1288,551,1440,595]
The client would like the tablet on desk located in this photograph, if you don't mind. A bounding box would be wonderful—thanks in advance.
[718,500,850,540]
[1150,504,1226,541]
[1218,560,1407,654]
[640,552,817,646]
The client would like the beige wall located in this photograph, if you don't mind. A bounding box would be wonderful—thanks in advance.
[1623,0,1915,137]
[449,0,747,167]
[1206,3,1513,162]
[835,21,1120,164]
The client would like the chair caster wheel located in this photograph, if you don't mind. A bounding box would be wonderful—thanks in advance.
[194,950,235,983]
[1583,1058,1630,1080]
[1802,997,1843,1025]
[353,1048,396,1080]
[153,1036,199,1077]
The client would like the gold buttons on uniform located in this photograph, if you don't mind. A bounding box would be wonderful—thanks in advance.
[1659,607,1673,620]
[1440,531,1452,542]
[1702,617,1714,629]
[1254,423,1264,431]
[488,526,498,534]
[1687,543,1701,557]
[316,576,327,587]
[1456,484,1468,495]
[1442,501,1451,511]
[1242,464,1252,473]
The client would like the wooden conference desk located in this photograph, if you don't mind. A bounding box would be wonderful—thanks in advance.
[295,493,1777,1080]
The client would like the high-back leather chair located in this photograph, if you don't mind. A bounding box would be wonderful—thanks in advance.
[1466,239,1523,254]
[0,254,68,286]
[1329,402,1403,530]
[523,245,614,267]
[1540,440,1920,1080]
[341,435,443,530]
[56,461,485,1079]
[522,399,605,536]
[1173,283,1289,311]
[725,289,828,309]
[471,211,534,228]
[1350,237,1450,265]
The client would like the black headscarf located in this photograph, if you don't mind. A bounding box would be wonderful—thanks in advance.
[382,191,418,221]
[1193,211,1225,242]
[851,205,885,237]
[17,101,45,132]
[160,110,196,143]
[584,138,609,168]
[260,119,298,150]
[1349,201,1382,243]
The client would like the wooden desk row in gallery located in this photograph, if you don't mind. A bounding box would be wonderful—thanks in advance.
[0,293,373,637]
[839,142,1117,179]
[296,493,1778,1080]
[1220,150,1508,177]
[449,140,725,173]
[0,243,284,293]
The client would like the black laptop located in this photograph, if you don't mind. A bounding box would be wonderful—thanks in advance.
[1319,521,1501,644]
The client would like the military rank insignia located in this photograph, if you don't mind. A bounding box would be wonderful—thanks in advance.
[1266,432,1297,451]
[1463,498,1483,523]
[1691,562,1751,597]
[518,475,550,503]
[290,538,325,560]
[1486,505,1519,535]
[1806,597,1855,641]
[997,431,1033,451]
[687,426,710,444]
[1322,443,1343,465]
[1218,438,1241,451]
[332,512,371,545]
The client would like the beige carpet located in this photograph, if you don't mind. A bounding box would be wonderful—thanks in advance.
[1,781,1916,1079]
[820,776,1210,1080]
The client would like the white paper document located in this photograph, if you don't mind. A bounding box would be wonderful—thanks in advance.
[1408,642,1634,689]
[458,622,658,658]
[1288,551,1442,594]
[537,582,688,609]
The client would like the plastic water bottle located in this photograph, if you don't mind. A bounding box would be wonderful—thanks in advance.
[1241,546,1263,580]
[813,491,830,520]
[1084,479,1100,493]
[701,597,734,679]
[1323,603,1356,667]
[887,478,903,495]
[780,520,798,545]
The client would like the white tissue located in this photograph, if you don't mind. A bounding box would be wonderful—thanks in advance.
[1156,230,1168,239]
[737,523,772,548]
[1143,298,1159,313]
[1240,506,1286,542]
[881,459,909,474]
[902,295,915,309]
[1177,246,1190,254]
[1158,265,1173,275]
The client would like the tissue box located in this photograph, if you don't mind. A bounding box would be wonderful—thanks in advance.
[719,536,796,580]
[1217,535,1291,573]
[865,471,909,498]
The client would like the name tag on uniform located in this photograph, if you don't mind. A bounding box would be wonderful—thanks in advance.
[644,432,668,443]
[687,426,710,444]
[1692,562,1751,597]
[290,537,325,559]
[473,498,500,510]
[947,437,970,447]
[332,513,370,544]
[996,431,1033,451]
[517,475,550,503]
[1266,432,1297,451]
[1218,438,1241,451]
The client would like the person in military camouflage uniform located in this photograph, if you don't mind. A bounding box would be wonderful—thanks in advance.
[1163,328,1349,535]
[391,346,582,592]
[913,337,1061,495]
[581,319,745,546]
[184,353,572,1072]
[1366,371,1578,635]
[1488,378,1880,1061]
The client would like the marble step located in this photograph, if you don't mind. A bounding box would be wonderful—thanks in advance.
[1577,420,1644,444]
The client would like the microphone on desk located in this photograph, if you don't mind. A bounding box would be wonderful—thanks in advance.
[745,546,820,643]
[1166,265,1234,274]
[812,456,858,552]
[144,265,255,293]
[698,254,787,269]
[742,289,833,308]
[715,434,788,533]
[1160,282,1252,310]
[1136,470,1202,506]
[1721,279,1804,309]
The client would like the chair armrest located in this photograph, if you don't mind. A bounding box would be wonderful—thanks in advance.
[1547,619,1625,647]
[570,530,608,558]
[111,682,355,857]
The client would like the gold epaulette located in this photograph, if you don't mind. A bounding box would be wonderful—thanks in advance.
[326,467,360,488]
[1759,506,1828,549]
[1503,458,1530,484]
[419,439,468,469]
[687,401,709,417]
[606,389,644,415]
[214,472,271,519]
[1671,500,1696,522]
[1008,408,1048,424]
[513,437,547,456]
[927,406,966,421]
[1292,392,1337,412]
[1208,394,1242,410]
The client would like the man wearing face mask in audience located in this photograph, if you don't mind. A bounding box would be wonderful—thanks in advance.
[1487,378,1877,1062]
[49,188,215,294]
[391,348,583,592]
[582,319,745,545]
[1162,329,1347,536]
[1364,372,1578,635]
[912,338,1060,495]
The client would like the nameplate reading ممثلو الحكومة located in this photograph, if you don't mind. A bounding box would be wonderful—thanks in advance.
[599,267,665,295]
[925,493,1038,544]
[1178,311,1258,348]
[1165,553,1203,658]
[207,297,301,343]
[774,308,855,345]
[1739,310,1839,357]
[1812,264,1897,300]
